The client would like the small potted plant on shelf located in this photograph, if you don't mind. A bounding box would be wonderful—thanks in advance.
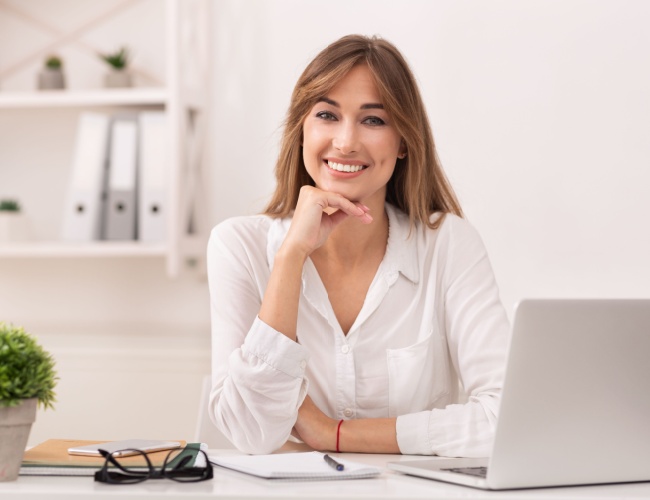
[0,323,57,482]
[0,199,28,243]
[99,46,132,88]
[37,55,66,90]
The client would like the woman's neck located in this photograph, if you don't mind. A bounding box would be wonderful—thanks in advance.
[313,201,389,269]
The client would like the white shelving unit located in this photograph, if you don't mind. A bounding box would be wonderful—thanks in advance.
[0,0,210,276]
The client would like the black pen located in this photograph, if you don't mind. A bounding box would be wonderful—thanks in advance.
[323,453,345,471]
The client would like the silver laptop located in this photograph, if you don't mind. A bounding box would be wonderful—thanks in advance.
[388,299,650,490]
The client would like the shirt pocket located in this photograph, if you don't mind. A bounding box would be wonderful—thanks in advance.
[386,328,449,417]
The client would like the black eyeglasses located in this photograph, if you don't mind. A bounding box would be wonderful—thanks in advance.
[94,447,214,484]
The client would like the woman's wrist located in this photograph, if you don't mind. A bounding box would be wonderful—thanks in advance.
[330,417,400,454]
[311,411,339,452]
[335,419,344,452]
[275,241,310,266]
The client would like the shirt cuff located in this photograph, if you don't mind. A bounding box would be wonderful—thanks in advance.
[242,316,310,379]
[396,411,433,455]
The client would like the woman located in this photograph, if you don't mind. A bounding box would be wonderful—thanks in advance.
[207,34,509,457]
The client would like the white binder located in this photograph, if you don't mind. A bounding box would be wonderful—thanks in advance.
[61,112,111,242]
[103,114,138,241]
[137,111,168,242]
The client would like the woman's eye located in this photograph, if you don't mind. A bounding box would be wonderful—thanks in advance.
[363,116,386,126]
[315,111,337,121]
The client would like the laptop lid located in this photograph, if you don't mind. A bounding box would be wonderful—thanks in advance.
[389,299,650,490]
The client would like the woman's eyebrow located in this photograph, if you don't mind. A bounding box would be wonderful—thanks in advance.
[317,96,384,110]
[361,102,384,110]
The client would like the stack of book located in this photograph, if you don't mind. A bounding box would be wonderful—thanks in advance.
[20,439,202,477]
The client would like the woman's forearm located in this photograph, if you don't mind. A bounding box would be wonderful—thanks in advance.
[337,417,400,454]
[259,245,308,342]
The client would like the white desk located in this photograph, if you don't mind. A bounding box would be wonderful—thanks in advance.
[2,451,650,500]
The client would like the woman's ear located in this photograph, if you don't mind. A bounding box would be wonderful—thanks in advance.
[398,141,407,159]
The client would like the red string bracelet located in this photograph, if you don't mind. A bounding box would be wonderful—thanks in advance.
[336,419,344,453]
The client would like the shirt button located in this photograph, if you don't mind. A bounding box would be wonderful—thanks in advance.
[343,408,353,417]
[341,345,350,354]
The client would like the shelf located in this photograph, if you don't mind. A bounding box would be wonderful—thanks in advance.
[0,88,168,109]
[0,241,167,258]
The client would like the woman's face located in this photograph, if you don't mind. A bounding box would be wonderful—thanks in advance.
[302,64,403,206]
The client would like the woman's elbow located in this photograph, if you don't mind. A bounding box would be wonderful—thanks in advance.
[209,399,292,454]
[217,420,291,455]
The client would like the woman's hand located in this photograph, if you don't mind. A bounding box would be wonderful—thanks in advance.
[293,396,338,451]
[282,186,373,259]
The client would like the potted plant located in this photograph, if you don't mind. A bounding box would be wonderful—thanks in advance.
[37,55,66,90]
[99,46,132,88]
[0,199,28,243]
[0,323,57,482]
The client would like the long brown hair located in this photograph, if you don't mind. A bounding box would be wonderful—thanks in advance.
[263,34,462,229]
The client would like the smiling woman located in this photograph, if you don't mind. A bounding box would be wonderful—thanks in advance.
[264,35,462,229]
[207,34,510,457]
[301,64,402,205]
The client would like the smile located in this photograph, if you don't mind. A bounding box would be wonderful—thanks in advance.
[326,160,367,173]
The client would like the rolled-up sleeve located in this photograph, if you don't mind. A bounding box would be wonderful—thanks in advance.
[207,219,309,454]
[214,318,310,454]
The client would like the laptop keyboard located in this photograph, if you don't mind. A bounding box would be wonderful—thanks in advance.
[441,467,488,478]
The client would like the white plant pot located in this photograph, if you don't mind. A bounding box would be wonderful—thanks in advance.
[104,69,132,88]
[0,398,37,482]
[0,212,28,243]
[38,68,65,90]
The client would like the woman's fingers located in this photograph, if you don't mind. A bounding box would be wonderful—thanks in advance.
[304,187,373,224]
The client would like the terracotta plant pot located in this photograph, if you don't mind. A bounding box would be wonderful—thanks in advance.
[0,398,37,482]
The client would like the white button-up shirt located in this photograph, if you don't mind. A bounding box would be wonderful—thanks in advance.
[208,204,510,457]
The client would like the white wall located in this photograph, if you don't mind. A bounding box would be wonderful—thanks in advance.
[2,0,649,446]
[208,0,650,317]
[0,0,211,446]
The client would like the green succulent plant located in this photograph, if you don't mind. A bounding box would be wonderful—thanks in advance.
[0,199,21,212]
[99,47,130,70]
[0,323,58,409]
[45,55,63,70]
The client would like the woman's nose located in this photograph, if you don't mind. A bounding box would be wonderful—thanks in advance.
[332,122,359,154]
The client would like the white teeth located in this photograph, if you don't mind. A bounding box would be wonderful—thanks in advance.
[327,161,365,173]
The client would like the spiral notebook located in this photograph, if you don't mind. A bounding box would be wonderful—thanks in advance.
[209,451,381,480]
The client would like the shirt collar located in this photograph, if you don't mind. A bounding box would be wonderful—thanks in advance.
[384,203,420,284]
[266,203,420,284]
